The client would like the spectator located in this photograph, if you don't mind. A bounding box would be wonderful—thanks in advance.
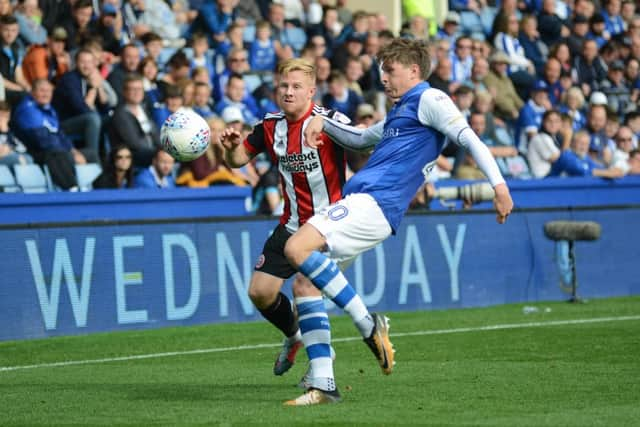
[249,20,277,72]
[53,48,117,163]
[22,26,70,86]
[483,51,524,122]
[151,83,183,128]
[92,144,135,189]
[344,56,364,96]
[548,129,624,178]
[214,22,246,73]
[122,0,180,43]
[307,5,340,58]
[518,14,547,76]
[628,149,640,174]
[189,0,233,46]
[527,109,564,178]
[558,86,587,131]
[603,0,625,37]
[0,15,30,105]
[306,34,328,60]
[108,73,160,167]
[39,0,71,34]
[176,116,247,187]
[436,11,461,48]
[139,56,161,109]
[192,81,215,119]
[494,12,535,98]
[449,36,474,84]
[313,56,331,103]
[330,33,364,72]
[63,0,95,52]
[158,50,191,100]
[428,57,454,94]
[516,80,551,153]
[11,79,80,190]
[214,73,260,125]
[539,58,564,106]
[140,32,164,67]
[599,59,632,117]
[566,14,591,57]
[465,56,490,93]
[133,147,176,188]
[14,0,46,46]
[189,32,216,81]
[548,42,573,75]
[212,47,250,102]
[611,125,635,174]
[108,44,141,101]
[538,0,569,47]
[93,3,123,55]
[322,70,362,121]
[588,13,609,49]
[586,103,613,166]
[0,100,32,166]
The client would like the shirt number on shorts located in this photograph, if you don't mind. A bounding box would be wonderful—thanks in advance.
[328,205,348,221]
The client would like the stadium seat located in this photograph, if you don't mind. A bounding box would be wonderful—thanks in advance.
[0,164,20,192]
[75,163,102,191]
[13,164,48,193]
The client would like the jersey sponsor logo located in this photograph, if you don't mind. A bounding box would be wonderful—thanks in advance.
[279,151,320,173]
[255,254,265,269]
[382,128,400,138]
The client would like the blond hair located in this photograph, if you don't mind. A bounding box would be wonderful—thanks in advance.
[277,58,316,83]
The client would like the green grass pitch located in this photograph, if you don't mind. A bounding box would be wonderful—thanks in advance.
[1,296,639,426]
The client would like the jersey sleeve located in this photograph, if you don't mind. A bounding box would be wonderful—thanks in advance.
[417,88,506,187]
[243,121,266,156]
[321,117,384,151]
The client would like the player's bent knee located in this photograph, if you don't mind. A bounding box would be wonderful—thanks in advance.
[247,278,280,309]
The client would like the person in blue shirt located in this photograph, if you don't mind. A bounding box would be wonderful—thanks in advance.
[248,20,277,72]
[133,147,176,188]
[280,38,513,406]
[548,129,624,178]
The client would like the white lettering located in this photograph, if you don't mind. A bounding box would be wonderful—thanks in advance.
[25,238,95,330]
[163,234,201,320]
[399,225,432,304]
[216,232,253,317]
[437,224,466,302]
[113,236,147,324]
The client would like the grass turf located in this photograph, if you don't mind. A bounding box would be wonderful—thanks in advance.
[1,296,639,426]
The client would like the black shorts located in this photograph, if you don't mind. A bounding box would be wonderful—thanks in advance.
[254,224,297,279]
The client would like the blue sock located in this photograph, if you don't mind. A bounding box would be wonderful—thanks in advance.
[299,251,373,337]
[295,296,335,391]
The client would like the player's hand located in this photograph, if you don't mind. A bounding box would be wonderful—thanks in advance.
[220,128,242,151]
[493,183,513,224]
[303,115,324,148]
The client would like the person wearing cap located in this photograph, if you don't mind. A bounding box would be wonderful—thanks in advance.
[566,14,590,57]
[22,26,70,86]
[14,0,47,45]
[599,59,632,116]
[483,51,524,121]
[516,80,551,153]
[94,3,123,55]
[435,11,461,49]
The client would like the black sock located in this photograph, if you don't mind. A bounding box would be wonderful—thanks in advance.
[258,292,298,338]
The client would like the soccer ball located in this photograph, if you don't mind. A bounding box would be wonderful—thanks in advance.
[160,108,211,162]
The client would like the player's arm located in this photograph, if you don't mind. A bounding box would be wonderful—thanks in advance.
[418,88,513,223]
[304,114,384,151]
[220,128,253,167]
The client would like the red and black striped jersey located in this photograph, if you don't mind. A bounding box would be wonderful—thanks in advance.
[243,103,348,232]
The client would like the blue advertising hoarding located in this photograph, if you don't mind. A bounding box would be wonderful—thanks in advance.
[1,207,638,341]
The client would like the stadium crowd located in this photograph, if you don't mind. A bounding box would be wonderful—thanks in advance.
[0,0,639,212]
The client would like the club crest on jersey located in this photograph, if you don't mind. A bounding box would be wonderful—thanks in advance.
[279,151,320,173]
[255,254,266,269]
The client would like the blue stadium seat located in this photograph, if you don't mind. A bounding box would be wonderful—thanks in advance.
[13,164,48,193]
[76,163,102,191]
[0,164,20,192]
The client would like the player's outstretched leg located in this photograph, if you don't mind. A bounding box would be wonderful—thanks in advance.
[363,313,395,375]
[298,251,395,375]
[284,296,340,406]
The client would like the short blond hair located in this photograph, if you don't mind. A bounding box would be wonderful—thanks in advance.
[276,58,316,83]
